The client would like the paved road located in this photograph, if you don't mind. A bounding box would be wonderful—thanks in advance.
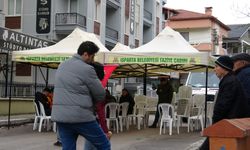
[0,123,204,150]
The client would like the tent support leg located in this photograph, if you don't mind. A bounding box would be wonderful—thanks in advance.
[8,61,14,129]
[204,66,208,128]
[143,64,147,96]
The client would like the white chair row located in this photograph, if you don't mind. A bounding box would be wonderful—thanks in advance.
[33,101,54,132]
[105,102,130,133]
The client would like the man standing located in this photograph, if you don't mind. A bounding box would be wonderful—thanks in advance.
[51,41,110,150]
[149,76,173,128]
[199,56,249,150]
[231,53,250,112]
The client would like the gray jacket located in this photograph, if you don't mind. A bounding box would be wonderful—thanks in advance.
[51,54,105,123]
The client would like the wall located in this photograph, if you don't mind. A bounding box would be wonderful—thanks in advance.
[0,98,35,115]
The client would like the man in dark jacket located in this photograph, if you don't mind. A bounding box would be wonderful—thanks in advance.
[231,53,250,113]
[149,76,174,128]
[35,87,51,116]
[200,55,249,150]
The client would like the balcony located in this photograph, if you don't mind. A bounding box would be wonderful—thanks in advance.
[143,9,152,27]
[107,0,120,9]
[106,26,119,41]
[55,13,86,34]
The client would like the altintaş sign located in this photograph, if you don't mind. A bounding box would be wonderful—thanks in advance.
[109,56,200,64]
[0,27,54,51]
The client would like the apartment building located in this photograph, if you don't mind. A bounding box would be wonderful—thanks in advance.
[0,0,166,97]
[163,7,230,55]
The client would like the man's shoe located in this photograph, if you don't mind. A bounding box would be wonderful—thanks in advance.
[54,141,62,147]
[149,124,156,128]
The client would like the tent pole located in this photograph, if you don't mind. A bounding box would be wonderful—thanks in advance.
[204,66,208,128]
[45,67,49,87]
[7,61,14,129]
[34,66,37,94]
[4,53,9,97]
[143,64,147,96]
[38,67,46,86]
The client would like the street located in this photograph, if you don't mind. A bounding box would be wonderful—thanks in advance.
[0,123,204,150]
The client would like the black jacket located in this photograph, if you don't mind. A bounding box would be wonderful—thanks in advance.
[35,92,51,116]
[119,95,135,114]
[213,73,249,123]
[156,82,173,104]
[235,65,250,109]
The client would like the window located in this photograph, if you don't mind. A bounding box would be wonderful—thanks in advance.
[95,0,101,20]
[8,0,22,16]
[180,32,189,41]
[16,63,31,76]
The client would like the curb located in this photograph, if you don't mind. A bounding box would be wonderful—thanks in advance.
[0,118,34,127]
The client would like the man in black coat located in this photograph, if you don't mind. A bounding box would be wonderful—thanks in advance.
[200,56,249,150]
[149,76,174,128]
[231,53,250,114]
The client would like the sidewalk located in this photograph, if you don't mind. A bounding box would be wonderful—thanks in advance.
[0,114,34,127]
[0,114,204,150]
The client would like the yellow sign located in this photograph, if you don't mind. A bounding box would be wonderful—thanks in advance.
[108,56,200,64]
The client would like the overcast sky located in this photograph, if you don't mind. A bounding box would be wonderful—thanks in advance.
[166,0,250,25]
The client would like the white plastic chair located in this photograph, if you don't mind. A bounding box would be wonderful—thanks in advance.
[178,85,192,100]
[158,103,176,135]
[38,102,52,132]
[118,102,129,132]
[192,94,205,108]
[145,97,158,126]
[187,106,204,132]
[205,101,214,127]
[134,95,147,104]
[33,102,41,130]
[127,102,147,130]
[105,102,119,133]
[176,98,191,133]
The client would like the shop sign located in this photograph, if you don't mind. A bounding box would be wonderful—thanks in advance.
[36,0,51,34]
[0,27,54,51]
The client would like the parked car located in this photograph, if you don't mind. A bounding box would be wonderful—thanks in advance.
[185,72,219,101]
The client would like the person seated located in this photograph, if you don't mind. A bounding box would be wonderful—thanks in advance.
[105,89,116,103]
[35,87,51,116]
[119,88,135,114]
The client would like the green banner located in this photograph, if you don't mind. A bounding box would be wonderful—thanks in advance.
[109,56,200,64]
[14,56,71,62]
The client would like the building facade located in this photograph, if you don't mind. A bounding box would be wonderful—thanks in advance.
[0,0,166,97]
[163,7,230,55]
[223,24,250,55]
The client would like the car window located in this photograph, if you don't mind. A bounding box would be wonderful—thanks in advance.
[187,72,219,88]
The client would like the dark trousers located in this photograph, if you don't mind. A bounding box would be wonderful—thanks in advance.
[152,104,160,126]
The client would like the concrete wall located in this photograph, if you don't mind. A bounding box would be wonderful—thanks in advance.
[0,98,35,115]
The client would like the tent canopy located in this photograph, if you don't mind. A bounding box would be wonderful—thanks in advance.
[106,27,212,78]
[12,28,109,68]
[111,42,131,51]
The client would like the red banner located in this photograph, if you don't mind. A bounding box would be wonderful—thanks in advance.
[101,65,118,87]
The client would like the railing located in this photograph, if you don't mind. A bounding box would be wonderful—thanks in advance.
[107,0,120,3]
[55,13,86,28]
[0,81,53,98]
[144,9,152,21]
[106,26,119,41]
